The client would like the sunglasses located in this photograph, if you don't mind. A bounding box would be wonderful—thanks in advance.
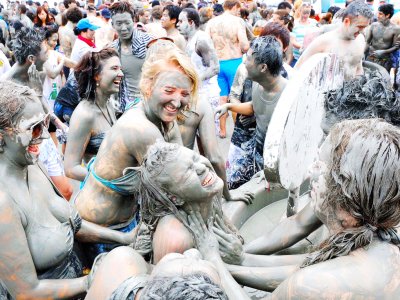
[8,113,51,140]
[146,37,175,49]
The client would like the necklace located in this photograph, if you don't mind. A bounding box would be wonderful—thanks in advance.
[96,101,115,126]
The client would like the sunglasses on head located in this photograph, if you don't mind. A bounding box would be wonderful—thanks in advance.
[146,37,175,49]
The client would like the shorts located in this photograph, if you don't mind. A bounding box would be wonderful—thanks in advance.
[54,102,74,125]
[218,57,242,96]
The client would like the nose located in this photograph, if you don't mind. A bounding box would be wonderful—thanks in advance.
[117,69,124,77]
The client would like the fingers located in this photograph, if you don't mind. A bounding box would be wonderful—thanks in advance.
[213,229,233,249]
[213,226,233,243]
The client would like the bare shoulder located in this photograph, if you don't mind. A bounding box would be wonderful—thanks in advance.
[272,244,400,299]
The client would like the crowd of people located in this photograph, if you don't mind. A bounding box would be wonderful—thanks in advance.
[0,0,399,299]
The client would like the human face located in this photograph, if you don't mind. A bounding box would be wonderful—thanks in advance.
[161,10,174,30]
[147,70,192,123]
[244,48,264,81]
[377,11,390,23]
[38,9,47,22]
[4,101,50,165]
[46,33,58,50]
[177,12,191,38]
[151,250,221,285]
[82,29,96,41]
[300,5,311,21]
[342,16,369,40]
[271,13,284,25]
[157,147,224,203]
[96,56,124,95]
[112,12,134,41]
[141,10,151,24]
[34,41,49,71]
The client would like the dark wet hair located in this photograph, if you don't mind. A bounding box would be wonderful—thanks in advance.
[302,119,400,267]
[12,27,44,64]
[240,8,249,20]
[182,8,200,28]
[342,0,373,21]
[74,48,119,100]
[163,5,181,26]
[278,1,292,10]
[65,6,83,23]
[260,22,290,50]
[182,3,196,9]
[18,4,27,14]
[109,0,135,20]
[324,71,400,128]
[0,81,40,129]
[250,35,283,77]
[327,6,340,17]
[213,4,224,16]
[378,4,394,18]
[140,273,228,300]
[44,24,59,40]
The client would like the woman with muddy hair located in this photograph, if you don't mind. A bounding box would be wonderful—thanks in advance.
[185,119,400,299]
[128,141,241,263]
[0,81,137,299]
[64,48,122,182]
[74,49,199,257]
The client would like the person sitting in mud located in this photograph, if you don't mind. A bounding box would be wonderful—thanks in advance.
[128,140,242,263]
[74,49,199,258]
[0,81,138,299]
[64,48,122,182]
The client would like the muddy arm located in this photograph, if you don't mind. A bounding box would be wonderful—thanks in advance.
[244,202,322,254]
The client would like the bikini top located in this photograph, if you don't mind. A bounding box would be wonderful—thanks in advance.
[86,132,106,155]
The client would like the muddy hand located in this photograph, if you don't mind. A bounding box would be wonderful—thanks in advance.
[229,189,254,205]
[188,210,219,261]
[215,104,229,120]
[213,215,244,265]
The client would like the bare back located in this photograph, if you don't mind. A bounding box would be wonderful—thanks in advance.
[206,13,248,60]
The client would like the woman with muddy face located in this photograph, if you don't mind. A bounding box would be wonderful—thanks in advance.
[74,49,199,258]
[0,81,140,299]
[64,48,123,182]
[131,141,233,263]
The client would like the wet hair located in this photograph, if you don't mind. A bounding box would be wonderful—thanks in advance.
[182,8,200,28]
[74,48,119,100]
[163,5,181,26]
[324,71,400,128]
[273,9,294,31]
[213,4,224,16]
[182,3,196,9]
[140,273,228,300]
[278,1,292,10]
[151,5,163,20]
[260,22,290,50]
[378,4,394,18]
[65,6,83,23]
[140,47,199,105]
[327,5,340,17]
[44,24,59,40]
[109,0,135,20]
[240,8,249,20]
[34,6,53,25]
[250,36,283,77]
[0,81,40,129]
[223,0,240,10]
[12,27,44,64]
[302,119,400,267]
[342,0,373,21]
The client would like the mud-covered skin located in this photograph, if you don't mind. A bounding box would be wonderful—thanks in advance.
[0,96,137,299]
[75,70,190,226]
[64,56,122,182]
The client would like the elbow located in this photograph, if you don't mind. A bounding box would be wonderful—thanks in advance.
[241,43,250,53]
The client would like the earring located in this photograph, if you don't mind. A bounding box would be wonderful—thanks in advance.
[167,192,184,206]
[96,82,99,87]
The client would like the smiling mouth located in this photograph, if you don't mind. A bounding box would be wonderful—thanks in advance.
[164,103,179,113]
[27,144,40,156]
[113,79,121,85]
[202,170,216,187]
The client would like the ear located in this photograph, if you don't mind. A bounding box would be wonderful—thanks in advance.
[27,54,35,64]
[343,17,351,26]
[260,63,268,73]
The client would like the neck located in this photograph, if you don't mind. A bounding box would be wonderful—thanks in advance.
[166,26,176,34]
[182,199,214,222]
[225,10,236,16]
[120,35,133,46]
[9,63,30,84]
[95,88,110,108]
[380,19,390,26]
[256,74,285,92]
[186,28,197,41]
[0,154,28,182]
[143,101,166,132]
